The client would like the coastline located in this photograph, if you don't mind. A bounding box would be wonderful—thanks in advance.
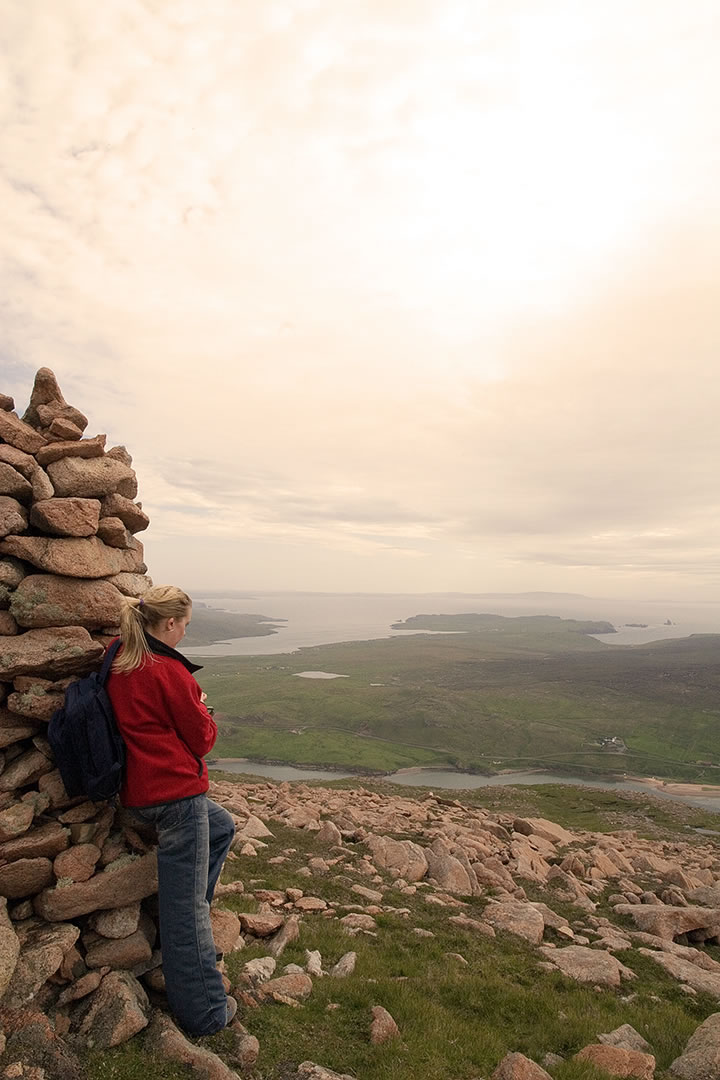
[213,758,720,800]
[632,775,720,799]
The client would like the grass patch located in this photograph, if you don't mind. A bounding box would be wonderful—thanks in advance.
[198,628,720,783]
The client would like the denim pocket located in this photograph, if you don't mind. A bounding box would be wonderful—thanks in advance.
[134,797,195,831]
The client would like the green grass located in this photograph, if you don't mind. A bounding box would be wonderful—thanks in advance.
[195,625,720,783]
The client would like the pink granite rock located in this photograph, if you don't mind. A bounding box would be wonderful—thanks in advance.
[96,516,132,548]
[575,1045,655,1079]
[0,535,144,579]
[10,574,124,629]
[145,1012,243,1078]
[0,497,28,539]
[36,434,107,466]
[491,1053,552,1080]
[101,493,150,533]
[85,928,153,970]
[33,851,158,920]
[0,857,54,898]
[30,498,101,537]
[370,1005,400,1044]
[0,625,104,678]
[53,843,101,883]
[76,970,150,1048]
[45,454,135,497]
[0,410,47,454]
[0,464,32,503]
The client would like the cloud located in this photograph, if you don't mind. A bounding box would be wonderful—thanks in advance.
[1,1,719,596]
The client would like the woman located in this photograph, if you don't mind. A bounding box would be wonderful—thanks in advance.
[106,585,236,1036]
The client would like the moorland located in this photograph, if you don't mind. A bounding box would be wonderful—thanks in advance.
[192,612,720,783]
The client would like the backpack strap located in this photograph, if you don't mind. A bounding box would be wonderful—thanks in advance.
[99,638,123,685]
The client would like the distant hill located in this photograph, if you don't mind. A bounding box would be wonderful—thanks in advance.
[392,613,616,635]
[182,603,284,646]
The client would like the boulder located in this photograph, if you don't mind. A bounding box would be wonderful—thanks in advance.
[101,493,150,533]
[0,446,35,478]
[4,921,80,1005]
[29,497,101,537]
[85,928,153,970]
[45,455,134,497]
[670,1013,720,1080]
[53,842,101,882]
[575,1045,655,1079]
[105,572,153,597]
[638,948,720,996]
[0,409,47,453]
[614,904,720,942]
[0,534,144,579]
[0,625,104,678]
[0,463,32,502]
[483,901,545,945]
[10,574,124,629]
[76,970,150,1048]
[266,914,300,958]
[0,496,28,538]
[0,819,69,860]
[424,848,474,894]
[538,945,636,988]
[330,951,357,978]
[370,1004,400,1044]
[259,972,313,1002]
[35,434,107,466]
[295,1065,357,1080]
[0,856,54,898]
[21,368,83,431]
[316,819,343,846]
[238,912,284,936]
[97,516,132,548]
[491,1052,552,1080]
[0,749,56,793]
[49,416,83,440]
[0,800,36,842]
[30,464,54,501]
[365,834,428,882]
[210,907,242,953]
[598,1026,654,1055]
[33,851,158,920]
[144,1011,243,1079]
[90,903,141,939]
[513,818,576,846]
[6,685,64,721]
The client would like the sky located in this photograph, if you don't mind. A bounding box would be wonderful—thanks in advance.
[1,0,719,599]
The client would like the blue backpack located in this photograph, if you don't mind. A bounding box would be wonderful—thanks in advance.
[48,639,126,801]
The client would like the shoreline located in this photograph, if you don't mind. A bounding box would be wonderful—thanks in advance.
[631,775,720,799]
[213,758,720,799]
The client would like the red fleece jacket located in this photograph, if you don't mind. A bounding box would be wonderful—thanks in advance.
[106,646,217,807]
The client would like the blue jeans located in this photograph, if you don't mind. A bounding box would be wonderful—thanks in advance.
[132,794,235,1035]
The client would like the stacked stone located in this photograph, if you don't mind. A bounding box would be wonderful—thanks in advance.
[0,369,161,1053]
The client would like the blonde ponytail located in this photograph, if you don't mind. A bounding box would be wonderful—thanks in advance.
[112,585,192,673]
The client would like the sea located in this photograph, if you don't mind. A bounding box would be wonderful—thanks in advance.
[183,591,720,657]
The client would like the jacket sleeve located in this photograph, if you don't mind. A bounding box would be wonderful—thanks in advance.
[163,664,218,758]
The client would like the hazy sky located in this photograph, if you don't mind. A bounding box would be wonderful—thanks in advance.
[2,1,719,598]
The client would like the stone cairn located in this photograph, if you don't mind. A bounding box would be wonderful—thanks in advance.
[0,369,165,1062]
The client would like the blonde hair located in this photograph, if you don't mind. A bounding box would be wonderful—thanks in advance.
[112,585,192,673]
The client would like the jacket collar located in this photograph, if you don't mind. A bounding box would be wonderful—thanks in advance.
[145,632,203,674]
